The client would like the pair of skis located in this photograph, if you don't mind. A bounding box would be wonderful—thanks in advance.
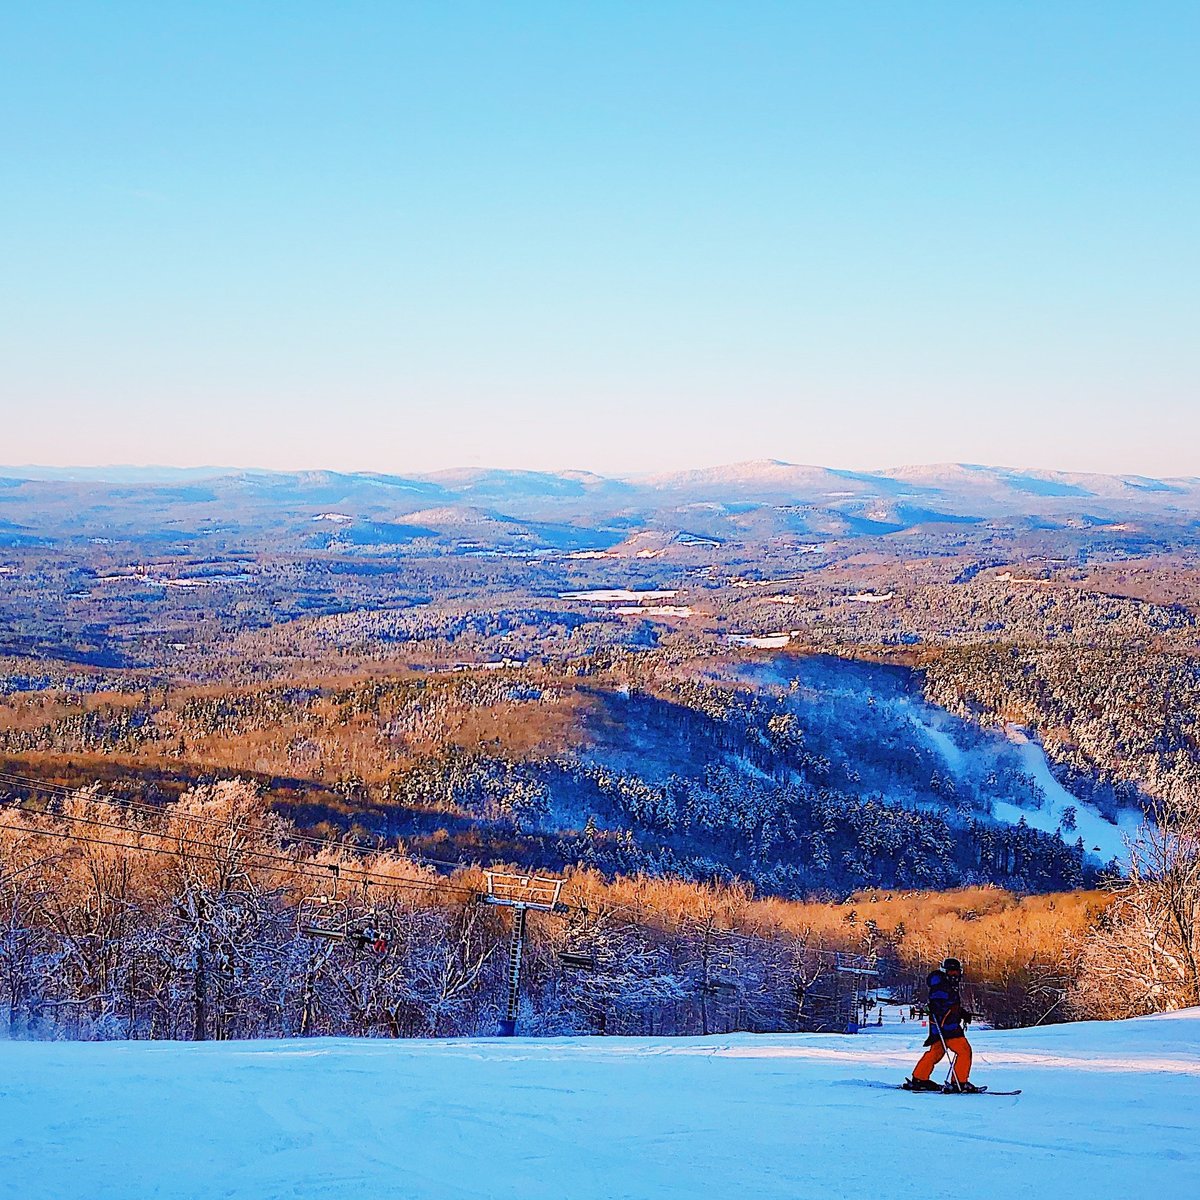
[899,1081,1022,1096]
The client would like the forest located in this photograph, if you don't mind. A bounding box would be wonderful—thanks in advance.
[0,659,1097,899]
[2,493,1199,1040]
[0,778,1109,1041]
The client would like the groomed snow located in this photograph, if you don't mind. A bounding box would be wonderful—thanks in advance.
[2,1012,1197,1199]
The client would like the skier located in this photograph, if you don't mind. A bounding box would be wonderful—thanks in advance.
[350,925,388,954]
[906,957,979,1093]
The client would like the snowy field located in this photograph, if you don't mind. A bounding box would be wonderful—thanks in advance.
[2,1012,1197,1200]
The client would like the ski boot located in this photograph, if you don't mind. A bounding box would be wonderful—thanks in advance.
[902,1077,942,1092]
[943,1080,983,1094]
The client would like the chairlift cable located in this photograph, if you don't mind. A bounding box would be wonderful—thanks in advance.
[0,807,479,904]
[0,793,451,896]
[4,773,886,970]
[0,774,479,900]
[0,769,477,875]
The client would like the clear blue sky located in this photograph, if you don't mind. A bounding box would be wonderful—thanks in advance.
[2,2,1197,476]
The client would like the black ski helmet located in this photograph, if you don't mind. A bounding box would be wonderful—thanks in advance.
[942,957,963,975]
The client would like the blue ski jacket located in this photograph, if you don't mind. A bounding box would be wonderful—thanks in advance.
[924,969,967,1045]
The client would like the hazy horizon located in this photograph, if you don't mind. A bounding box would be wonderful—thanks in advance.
[4,423,1197,480]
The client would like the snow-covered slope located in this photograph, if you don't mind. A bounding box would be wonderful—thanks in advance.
[904,702,1144,865]
[2,1012,1197,1199]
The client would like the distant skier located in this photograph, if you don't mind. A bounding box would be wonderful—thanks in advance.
[906,957,978,1093]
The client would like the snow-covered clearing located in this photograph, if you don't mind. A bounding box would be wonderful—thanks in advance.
[614,604,693,617]
[993,571,1044,584]
[2,1012,1197,1200]
[731,632,793,648]
[991,727,1145,863]
[559,589,678,601]
[909,705,1144,864]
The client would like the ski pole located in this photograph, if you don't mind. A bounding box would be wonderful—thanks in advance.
[933,1016,961,1092]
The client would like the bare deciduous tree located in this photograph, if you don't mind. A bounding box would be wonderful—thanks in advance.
[1072,804,1200,1019]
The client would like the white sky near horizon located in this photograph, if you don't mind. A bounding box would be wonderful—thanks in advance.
[2,4,1197,480]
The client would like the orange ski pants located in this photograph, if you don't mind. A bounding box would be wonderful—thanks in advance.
[914,1036,972,1084]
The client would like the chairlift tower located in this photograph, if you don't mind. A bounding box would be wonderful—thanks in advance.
[834,951,879,1033]
[480,871,565,1036]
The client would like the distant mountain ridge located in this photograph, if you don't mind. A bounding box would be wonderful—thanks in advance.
[2,459,1198,552]
[7,457,1198,495]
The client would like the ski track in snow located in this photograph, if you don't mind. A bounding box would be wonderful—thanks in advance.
[1,1012,1198,1199]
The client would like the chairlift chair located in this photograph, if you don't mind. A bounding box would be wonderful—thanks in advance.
[299,896,388,952]
[347,921,389,955]
[298,893,351,941]
[701,937,739,994]
[834,951,879,977]
[555,899,599,971]
[691,951,736,997]
[559,950,598,970]
[712,946,736,973]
